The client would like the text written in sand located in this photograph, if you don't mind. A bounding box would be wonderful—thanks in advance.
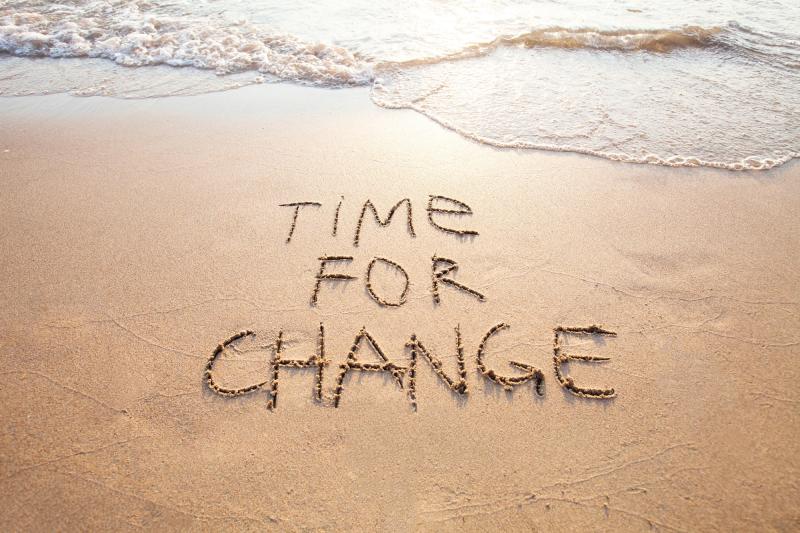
[204,195,616,409]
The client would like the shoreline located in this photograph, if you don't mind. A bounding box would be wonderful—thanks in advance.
[2,80,798,173]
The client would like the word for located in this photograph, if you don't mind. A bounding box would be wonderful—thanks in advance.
[203,324,617,409]
[279,195,478,245]
[311,255,485,307]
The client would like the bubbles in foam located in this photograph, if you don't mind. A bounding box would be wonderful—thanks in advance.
[0,2,372,86]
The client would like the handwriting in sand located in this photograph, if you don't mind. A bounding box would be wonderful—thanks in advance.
[204,195,616,408]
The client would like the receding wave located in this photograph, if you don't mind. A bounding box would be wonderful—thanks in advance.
[371,38,800,171]
[372,88,797,171]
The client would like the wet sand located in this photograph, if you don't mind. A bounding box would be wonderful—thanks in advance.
[1,85,799,531]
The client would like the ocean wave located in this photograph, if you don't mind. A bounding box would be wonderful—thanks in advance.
[387,26,721,69]
[0,6,373,86]
[2,1,795,91]
[505,26,721,52]
[381,23,800,72]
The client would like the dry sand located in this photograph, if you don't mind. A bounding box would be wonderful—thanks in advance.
[1,85,799,531]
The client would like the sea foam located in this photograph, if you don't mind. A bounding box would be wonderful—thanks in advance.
[0,5,372,86]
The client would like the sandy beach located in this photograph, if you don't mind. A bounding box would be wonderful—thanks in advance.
[1,84,799,531]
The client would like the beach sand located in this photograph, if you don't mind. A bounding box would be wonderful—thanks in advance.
[1,85,798,531]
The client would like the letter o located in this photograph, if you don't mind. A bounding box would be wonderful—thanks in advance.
[365,257,410,307]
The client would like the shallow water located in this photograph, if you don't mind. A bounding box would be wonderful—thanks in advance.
[1,0,799,169]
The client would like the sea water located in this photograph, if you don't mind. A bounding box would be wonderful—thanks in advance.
[1,0,798,169]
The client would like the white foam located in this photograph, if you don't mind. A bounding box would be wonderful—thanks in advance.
[0,4,372,86]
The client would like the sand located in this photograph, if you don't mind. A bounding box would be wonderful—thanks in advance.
[1,85,799,531]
